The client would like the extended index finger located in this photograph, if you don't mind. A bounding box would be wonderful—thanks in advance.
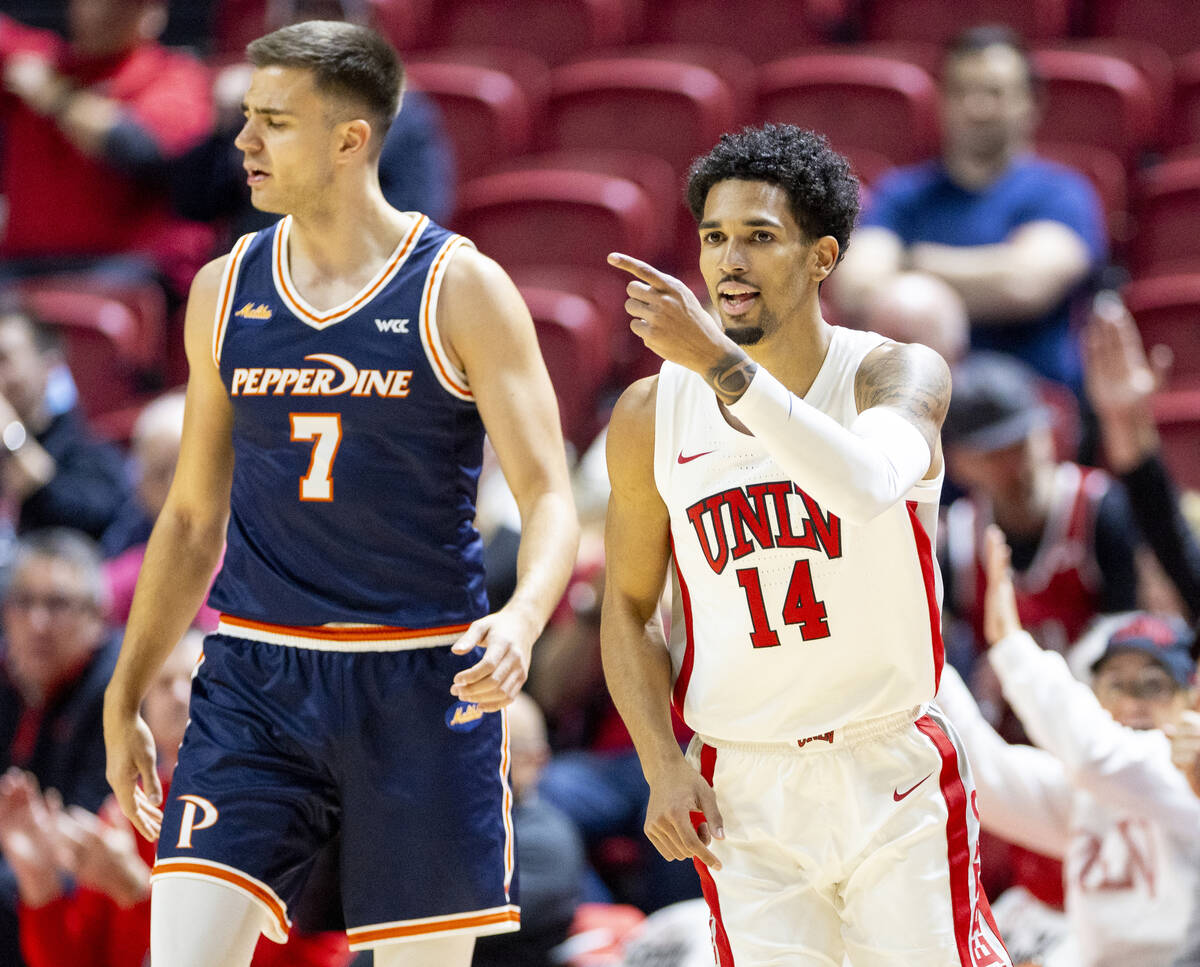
[607,252,678,291]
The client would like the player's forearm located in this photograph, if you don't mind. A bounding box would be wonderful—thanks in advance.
[105,505,226,711]
[720,364,931,524]
[600,599,684,780]
[502,489,579,637]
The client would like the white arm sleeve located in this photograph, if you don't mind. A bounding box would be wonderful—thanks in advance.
[726,365,932,524]
[990,630,1200,838]
[936,664,1072,857]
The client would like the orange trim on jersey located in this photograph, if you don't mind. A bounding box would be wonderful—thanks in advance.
[212,233,255,366]
[348,908,520,946]
[275,214,426,326]
[152,859,289,938]
[219,614,471,642]
[499,711,515,893]
[421,238,472,398]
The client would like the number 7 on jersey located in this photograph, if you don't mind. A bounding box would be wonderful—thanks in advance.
[290,413,342,501]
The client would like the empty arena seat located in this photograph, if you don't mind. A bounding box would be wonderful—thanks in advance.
[638,0,831,62]
[1154,390,1200,490]
[1042,39,1175,123]
[1168,52,1200,152]
[404,61,534,180]
[862,0,1070,45]
[1085,0,1200,59]
[1122,275,1200,391]
[517,285,611,450]
[453,169,661,271]
[544,58,739,176]
[1031,49,1159,167]
[756,54,939,168]
[407,46,552,117]
[1131,158,1200,277]
[367,0,435,51]
[426,0,635,64]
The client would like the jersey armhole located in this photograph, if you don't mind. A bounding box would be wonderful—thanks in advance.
[419,234,474,402]
[211,231,258,367]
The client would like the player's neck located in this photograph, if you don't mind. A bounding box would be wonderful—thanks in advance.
[285,179,413,283]
[745,304,833,398]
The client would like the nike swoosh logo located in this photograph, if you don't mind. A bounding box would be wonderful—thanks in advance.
[677,450,714,464]
[893,774,932,802]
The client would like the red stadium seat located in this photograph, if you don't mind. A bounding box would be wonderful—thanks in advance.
[518,286,611,451]
[404,61,534,180]
[544,58,738,177]
[18,286,152,419]
[1154,390,1200,491]
[863,0,1070,45]
[407,47,552,117]
[1031,49,1159,167]
[453,169,661,272]
[367,0,435,51]
[756,54,939,168]
[1085,0,1200,60]
[425,0,635,64]
[1034,142,1129,245]
[1121,275,1200,391]
[584,44,758,121]
[1042,39,1175,123]
[638,0,832,63]
[1168,52,1200,152]
[1131,158,1200,277]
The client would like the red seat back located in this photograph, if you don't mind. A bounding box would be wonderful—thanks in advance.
[863,0,1070,45]
[1122,275,1200,391]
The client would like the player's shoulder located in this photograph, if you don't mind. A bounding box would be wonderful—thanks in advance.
[855,336,952,407]
[607,375,659,465]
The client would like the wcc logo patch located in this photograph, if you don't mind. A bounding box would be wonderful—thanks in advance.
[445,701,485,732]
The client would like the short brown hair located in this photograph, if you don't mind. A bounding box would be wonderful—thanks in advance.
[247,20,402,155]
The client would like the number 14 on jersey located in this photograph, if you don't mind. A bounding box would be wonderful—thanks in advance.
[736,559,830,648]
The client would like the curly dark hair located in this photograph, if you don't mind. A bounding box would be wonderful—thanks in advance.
[686,124,860,263]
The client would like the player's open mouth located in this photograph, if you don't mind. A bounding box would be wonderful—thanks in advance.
[718,284,759,316]
[245,167,270,185]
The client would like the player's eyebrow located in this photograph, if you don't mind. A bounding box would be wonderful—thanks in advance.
[241,103,294,117]
[698,216,785,230]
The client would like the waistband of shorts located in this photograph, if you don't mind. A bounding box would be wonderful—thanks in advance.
[696,705,927,755]
[215,614,471,651]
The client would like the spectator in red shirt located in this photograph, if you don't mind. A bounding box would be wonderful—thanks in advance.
[0,631,354,967]
[0,0,217,294]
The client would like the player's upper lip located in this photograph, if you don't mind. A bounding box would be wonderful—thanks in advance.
[244,164,270,175]
[717,282,759,295]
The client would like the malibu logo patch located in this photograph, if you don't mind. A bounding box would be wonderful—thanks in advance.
[445,701,485,732]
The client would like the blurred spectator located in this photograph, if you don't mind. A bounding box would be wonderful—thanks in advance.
[937,526,1200,967]
[0,303,131,543]
[0,0,217,295]
[942,352,1140,665]
[0,529,119,966]
[834,24,1105,394]
[473,694,586,967]
[0,630,355,967]
[1084,296,1200,620]
[171,4,455,240]
[99,390,220,629]
[861,270,969,365]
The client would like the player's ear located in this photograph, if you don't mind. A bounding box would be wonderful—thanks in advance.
[334,118,372,163]
[811,236,839,282]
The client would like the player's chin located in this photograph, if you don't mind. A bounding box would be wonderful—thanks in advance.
[726,324,765,346]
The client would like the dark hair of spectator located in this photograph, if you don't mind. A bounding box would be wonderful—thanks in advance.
[246,20,402,157]
[8,528,108,612]
[0,298,63,357]
[686,124,860,263]
[944,24,1041,94]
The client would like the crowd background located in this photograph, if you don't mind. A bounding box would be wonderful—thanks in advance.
[1,0,1200,965]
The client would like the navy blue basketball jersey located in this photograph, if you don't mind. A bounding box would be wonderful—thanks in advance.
[207,214,489,629]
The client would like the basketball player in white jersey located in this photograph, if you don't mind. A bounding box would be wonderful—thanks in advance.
[603,124,1012,966]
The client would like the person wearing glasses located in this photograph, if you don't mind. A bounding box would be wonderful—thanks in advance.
[937,526,1200,967]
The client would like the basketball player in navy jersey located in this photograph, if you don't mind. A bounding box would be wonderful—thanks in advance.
[603,125,1011,965]
[102,21,578,967]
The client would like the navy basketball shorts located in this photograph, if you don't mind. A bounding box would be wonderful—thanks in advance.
[151,622,518,951]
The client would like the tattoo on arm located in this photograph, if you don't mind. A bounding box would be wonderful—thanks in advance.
[854,344,951,452]
[707,353,758,405]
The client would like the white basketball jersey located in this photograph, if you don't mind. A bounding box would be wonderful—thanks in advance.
[653,326,945,742]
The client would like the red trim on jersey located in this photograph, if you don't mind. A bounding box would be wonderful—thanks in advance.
[669,534,697,720]
[907,500,945,693]
[692,742,735,966]
[915,714,1011,967]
